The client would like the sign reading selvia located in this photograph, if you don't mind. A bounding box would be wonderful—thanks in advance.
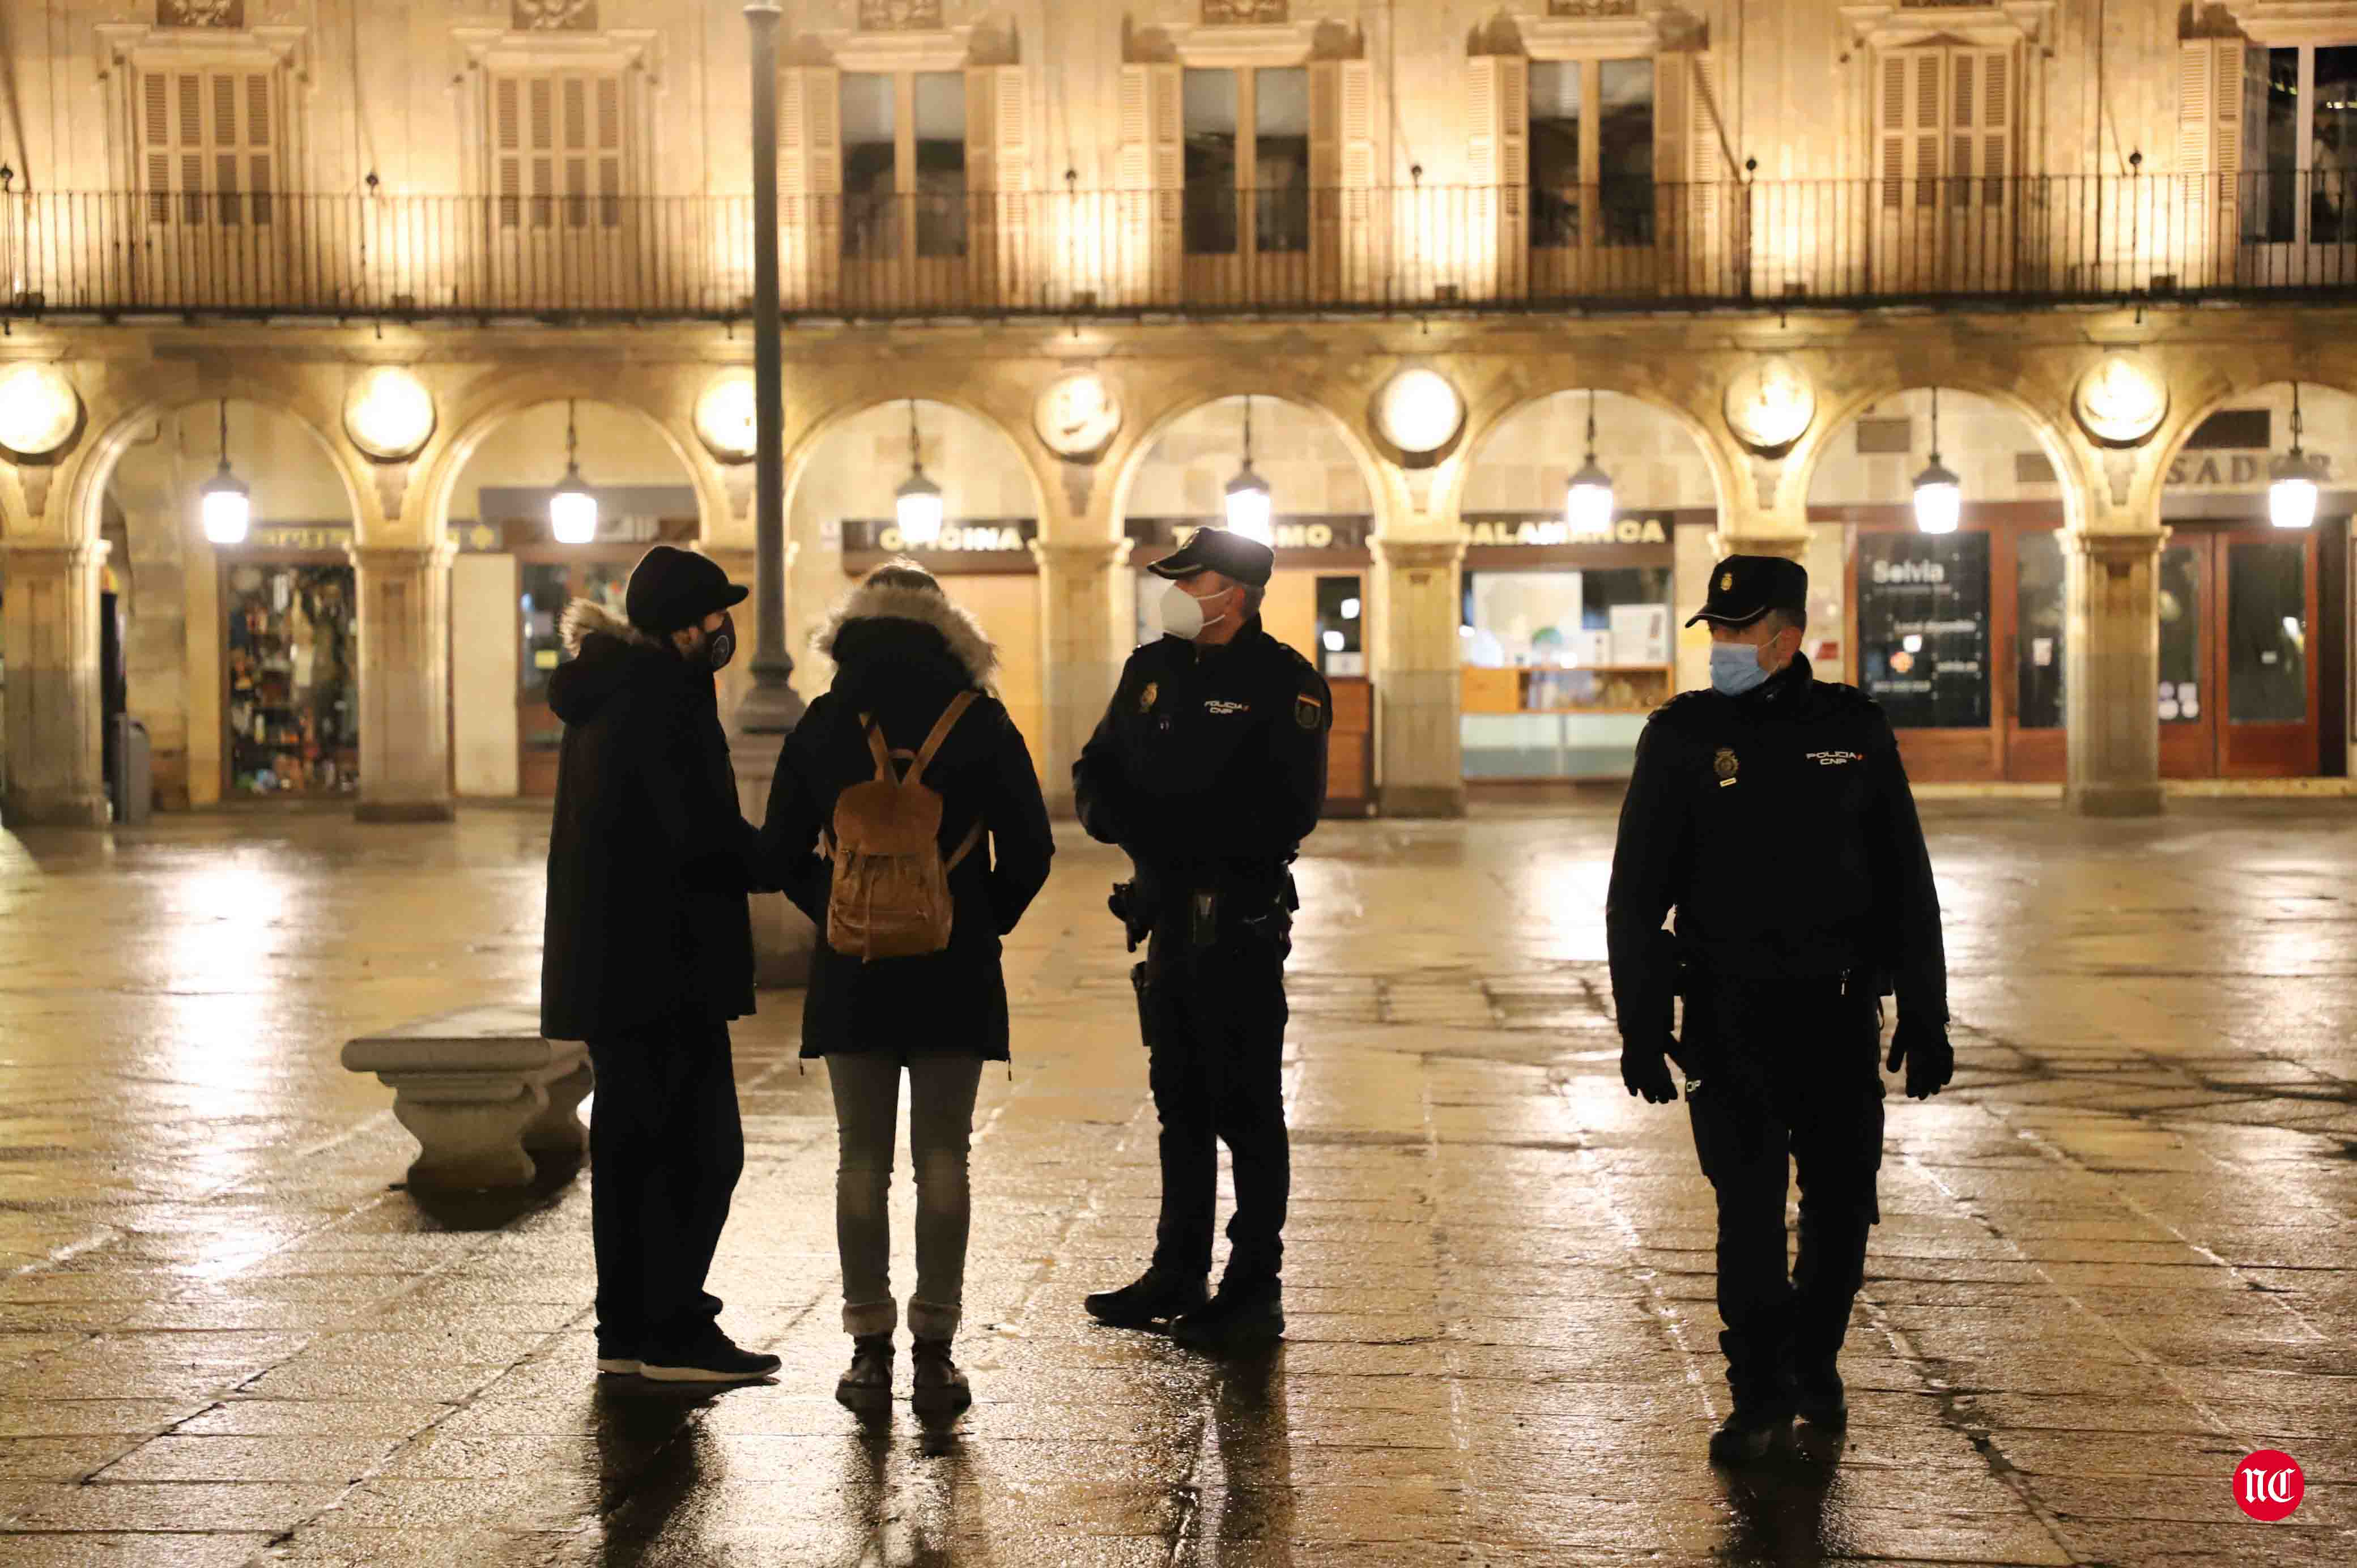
[1461,513,1670,547]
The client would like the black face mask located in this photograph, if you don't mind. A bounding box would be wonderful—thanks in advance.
[706,612,738,673]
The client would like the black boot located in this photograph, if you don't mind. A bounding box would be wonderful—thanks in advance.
[1169,1280,1284,1357]
[1086,1266,1210,1329]
[835,1334,894,1411]
[1708,1327,1793,1465]
[911,1338,972,1417]
[1793,1360,1847,1428]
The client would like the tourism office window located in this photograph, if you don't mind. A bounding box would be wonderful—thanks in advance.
[1529,58,1656,249]
[841,70,971,262]
[1182,66,1312,258]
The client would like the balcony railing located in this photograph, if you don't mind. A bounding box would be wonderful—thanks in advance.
[1,175,2352,323]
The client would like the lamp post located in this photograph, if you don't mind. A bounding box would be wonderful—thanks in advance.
[1224,395,1275,545]
[1912,387,1962,535]
[2270,381,2325,531]
[548,400,598,545]
[199,399,251,546]
[895,400,945,547]
[737,1,803,736]
[1565,387,1615,534]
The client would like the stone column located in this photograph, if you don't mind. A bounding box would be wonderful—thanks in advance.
[1032,537,1134,818]
[0,539,111,826]
[1369,535,1467,818]
[349,542,457,824]
[2064,529,2167,818]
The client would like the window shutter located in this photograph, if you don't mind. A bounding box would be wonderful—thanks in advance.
[1689,54,1725,265]
[596,75,624,228]
[1341,59,1376,298]
[561,75,589,228]
[143,73,173,223]
[528,76,556,229]
[778,66,842,305]
[2177,39,2243,274]
[988,66,1031,304]
[1117,63,1181,304]
[246,72,274,225]
[494,75,523,228]
[1311,61,1341,294]
[1467,54,1529,299]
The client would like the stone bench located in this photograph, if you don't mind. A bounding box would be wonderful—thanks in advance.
[342,1004,593,1190]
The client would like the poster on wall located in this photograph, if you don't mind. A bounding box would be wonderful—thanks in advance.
[1855,533,1992,730]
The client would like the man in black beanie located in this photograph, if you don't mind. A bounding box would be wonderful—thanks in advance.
[541,544,781,1384]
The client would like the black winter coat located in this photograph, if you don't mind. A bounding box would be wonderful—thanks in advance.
[1604,653,1948,1045]
[539,602,759,1042]
[759,583,1054,1061]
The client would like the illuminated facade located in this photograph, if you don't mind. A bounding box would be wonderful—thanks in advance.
[3,1,2355,823]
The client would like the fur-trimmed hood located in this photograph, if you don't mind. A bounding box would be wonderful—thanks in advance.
[560,599,654,657]
[815,582,999,692]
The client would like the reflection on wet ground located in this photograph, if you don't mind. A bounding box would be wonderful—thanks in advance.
[0,802,2352,1565]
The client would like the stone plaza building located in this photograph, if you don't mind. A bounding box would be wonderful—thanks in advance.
[3,0,2355,825]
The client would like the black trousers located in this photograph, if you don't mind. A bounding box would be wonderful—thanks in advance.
[1682,975,1885,1407]
[1138,913,1291,1292]
[583,1015,745,1353]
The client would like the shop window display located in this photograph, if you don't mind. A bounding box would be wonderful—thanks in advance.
[1460,565,1673,780]
[1854,533,1992,731]
[225,565,358,796]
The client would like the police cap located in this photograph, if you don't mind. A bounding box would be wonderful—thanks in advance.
[1685,554,1808,629]
[1147,527,1275,589]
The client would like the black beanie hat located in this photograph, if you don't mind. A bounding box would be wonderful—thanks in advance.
[625,545,749,637]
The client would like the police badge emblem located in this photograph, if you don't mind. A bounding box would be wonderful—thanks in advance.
[1140,681,1159,712]
[1721,572,1734,592]
[1714,747,1739,787]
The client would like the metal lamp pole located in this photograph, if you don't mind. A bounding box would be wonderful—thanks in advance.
[737,1,803,738]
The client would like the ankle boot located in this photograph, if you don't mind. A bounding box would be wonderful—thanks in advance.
[910,1337,972,1417]
[836,1333,894,1409]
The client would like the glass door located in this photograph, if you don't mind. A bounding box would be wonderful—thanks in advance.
[518,557,630,798]
[1853,529,2001,781]
[2159,530,2319,778]
[2005,526,2068,781]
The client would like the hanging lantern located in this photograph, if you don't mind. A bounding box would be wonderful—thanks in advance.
[199,398,251,546]
[1565,388,1615,534]
[895,399,944,547]
[2270,382,2325,531]
[549,399,598,545]
[1912,389,1962,535]
[1224,395,1275,546]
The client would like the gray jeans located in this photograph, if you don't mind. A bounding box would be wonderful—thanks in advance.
[824,1051,985,1341]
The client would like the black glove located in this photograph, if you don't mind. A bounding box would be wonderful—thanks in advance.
[1886,1016,1954,1100]
[1620,1035,1679,1105]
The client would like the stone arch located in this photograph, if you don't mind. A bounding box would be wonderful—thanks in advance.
[1450,382,1741,523]
[1103,381,1394,547]
[2147,369,2357,492]
[417,369,727,546]
[63,378,373,553]
[1791,370,2091,533]
[778,386,1053,544]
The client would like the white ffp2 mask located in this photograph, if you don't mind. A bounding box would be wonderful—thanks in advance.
[1160,581,1232,641]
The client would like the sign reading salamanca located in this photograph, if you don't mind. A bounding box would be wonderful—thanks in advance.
[1461,515,1669,546]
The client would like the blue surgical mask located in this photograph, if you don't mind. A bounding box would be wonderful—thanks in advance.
[1709,641,1772,697]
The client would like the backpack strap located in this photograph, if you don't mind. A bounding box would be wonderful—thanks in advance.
[943,820,985,872]
[856,713,896,781]
[910,691,979,780]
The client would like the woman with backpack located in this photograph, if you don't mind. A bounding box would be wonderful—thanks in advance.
[760,561,1054,1416]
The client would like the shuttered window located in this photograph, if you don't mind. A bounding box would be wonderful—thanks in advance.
[490,70,627,230]
[1877,46,2014,208]
[139,68,278,226]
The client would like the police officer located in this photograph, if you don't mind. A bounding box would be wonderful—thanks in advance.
[1074,527,1331,1356]
[1606,555,1952,1465]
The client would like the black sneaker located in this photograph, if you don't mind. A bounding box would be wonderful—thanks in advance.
[911,1338,972,1417]
[1707,1408,1791,1466]
[835,1334,895,1411]
[640,1329,782,1384]
[1085,1266,1209,1329]
[1794,1365,1848,1428]
[595,1332,641,1377]
[1168,1283,1284,1356]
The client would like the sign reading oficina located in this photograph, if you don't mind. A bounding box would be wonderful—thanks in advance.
[845,518,1038,555]
[1462,514,1670,546]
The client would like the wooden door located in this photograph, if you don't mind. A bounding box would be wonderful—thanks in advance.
[2159,529,2322,777]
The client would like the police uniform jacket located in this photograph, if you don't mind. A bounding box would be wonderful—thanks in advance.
[1605,652,1947,1044]
[1073,616,1331,893]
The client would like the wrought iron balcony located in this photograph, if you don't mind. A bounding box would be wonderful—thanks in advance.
[0,176,2351,324]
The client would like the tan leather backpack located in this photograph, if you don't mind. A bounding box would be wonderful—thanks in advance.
[822,692,982,961]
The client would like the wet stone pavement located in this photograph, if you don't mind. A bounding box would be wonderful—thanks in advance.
[1,802,2354,1567]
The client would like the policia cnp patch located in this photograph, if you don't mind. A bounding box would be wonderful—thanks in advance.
[1295,692,1325,731]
